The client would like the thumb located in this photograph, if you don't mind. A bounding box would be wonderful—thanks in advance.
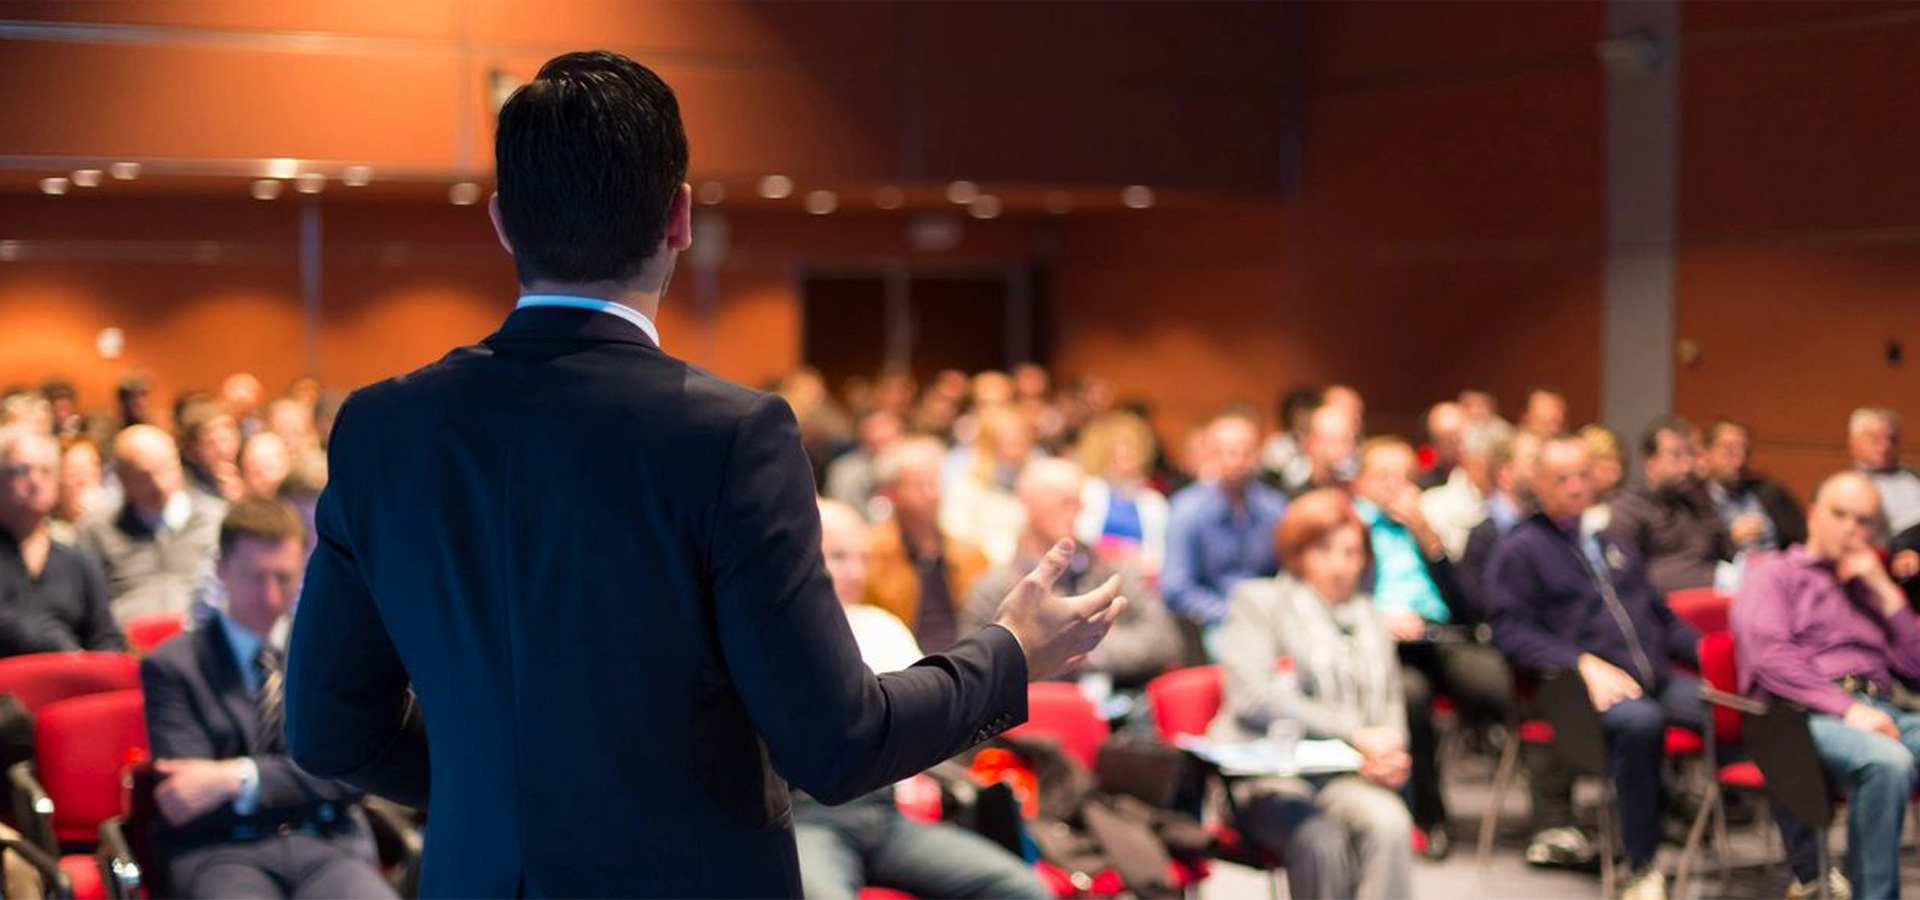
[1025,539,1076,591]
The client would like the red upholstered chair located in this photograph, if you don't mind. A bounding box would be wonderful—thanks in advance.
[1145,665,1221,741]
[121,613,186,655]
[1008,683,1110,770]
[1667,589,1732,637]
[0,652,140,715]
[8,689,148,900]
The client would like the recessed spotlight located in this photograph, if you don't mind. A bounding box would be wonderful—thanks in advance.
[295,173,326,194]
[758,175,794,200]
[968,195,1003,220]
[251,179,282,200]
[875,186,904,210]
[265,158,299,179]
[110,162,141,181]
[39,177,69,195]
[449,182,482,206]
[0,240,20,262]
[1044,191,1074,214]
[1121,185,1155,209]
[697,181,726,205]
[71,169,103,188]
[342,165,374,187]
[946,180,979,204]
[804,190,839,215]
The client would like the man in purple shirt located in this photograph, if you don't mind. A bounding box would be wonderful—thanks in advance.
[1734,470,1920,900]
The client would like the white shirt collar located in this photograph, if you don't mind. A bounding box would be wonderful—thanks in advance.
[515,294,660,347]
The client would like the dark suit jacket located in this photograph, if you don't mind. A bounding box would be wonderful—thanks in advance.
[141,622,368,856]
[285,306,1029,898]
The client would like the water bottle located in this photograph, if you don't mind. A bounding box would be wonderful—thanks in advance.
[1266,657,1301,774]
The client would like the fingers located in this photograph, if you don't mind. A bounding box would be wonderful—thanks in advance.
[1067,574,1123,617]
[1087,595,1128,628]
[153,759,180,774]
[1024,539,1077,591]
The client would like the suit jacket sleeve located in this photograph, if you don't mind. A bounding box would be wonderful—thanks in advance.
[141,655,219,761]
[709,395,1027,805]
[284,397,431,808]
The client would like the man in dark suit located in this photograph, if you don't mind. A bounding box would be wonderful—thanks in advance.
[143,497,393,899]
[284,50,1124,899]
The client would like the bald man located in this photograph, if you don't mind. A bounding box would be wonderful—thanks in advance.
[798,500,1048,900]
[76,425,223,623]
[1734,472,1920,900]
[964,459,1180,689]
[1283,404,1358,500]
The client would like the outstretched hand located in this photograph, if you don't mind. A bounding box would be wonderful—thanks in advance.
[993,540,1128,681]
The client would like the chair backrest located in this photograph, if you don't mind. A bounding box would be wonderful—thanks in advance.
[1745,703,1834,830]
[1008,682,1110,769]
[35,689,147,845]
[1536,672,1608,777]
[122,613,186,654]
[0,652,140,715]
[1145,665,1222,741]
[1667,589,1731,636]
[1698,631,1744,745]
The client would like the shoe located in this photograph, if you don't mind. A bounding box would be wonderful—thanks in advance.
[1785,868,1853,900]
[1419,825,1452,861]
[1526,826,1598,868]
[1619,866,1667,900]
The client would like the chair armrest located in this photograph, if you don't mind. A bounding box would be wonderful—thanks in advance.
[361,798,423,899]
[7,761,56,855]
[1699,685,1766,715]
[96,816,142,900]
[0,835,72,900]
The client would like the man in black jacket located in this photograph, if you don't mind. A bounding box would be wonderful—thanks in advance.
[0,425,123,657]
[1701,418,1806,554]
[143,498,392,899]
[284,50,1124,899]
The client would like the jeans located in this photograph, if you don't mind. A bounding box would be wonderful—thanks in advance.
[1802,696,1920,900]
[793,792,1048,900]
[1598,674,1704,869]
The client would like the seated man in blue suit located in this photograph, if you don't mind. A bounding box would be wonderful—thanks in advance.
[142,497,394,899]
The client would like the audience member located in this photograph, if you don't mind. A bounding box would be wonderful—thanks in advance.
[940,404,1037,567]
[117,373,156,430]
[0,426,123,656]
[1733,471,1912,900]
[240,432,292,500]
[1282,403,1359,499]
[1422,418,1511,561]
[1260,386,1323,491]
[1323,384,1366,435]
[52,439,106,545]
[1605,417,1735,595]
[1519,388,1567,438]
[1073,410,1169,574]
[1163,410,1287,632]
[1850,406,1920,540]
[864,436,990,654]
[1486,435,1703,900]
[1701,418,1806,554]
[0,392,51,433]
[1418,401,1468,490]
[1210,489,1414,900]
[77,425,223,623]
[964,459,1178,690]
[824,409,904,513]
[141,497,394,899]
[221,372,267,438]
[1352,437,1504,855]
[1578,423,1626,534]
[1458,389,1498,426]
[1456,431,1543,613]
[180,402,243,503]
[39,378,87,442]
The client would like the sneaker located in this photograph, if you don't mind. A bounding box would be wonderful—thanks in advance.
[1619,866,1667,900]
[1419,825,1452,861]
[1526,826,1598,868]
[1785,868,1853,900]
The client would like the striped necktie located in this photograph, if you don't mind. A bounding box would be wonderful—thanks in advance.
[254,644,286,754]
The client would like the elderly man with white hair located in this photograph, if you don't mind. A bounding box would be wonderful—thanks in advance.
[965,458,1180,690]
[1421,418,1514,562]
[0,425,123,656]
[1850,406,1920,539]
[76,424,223,622]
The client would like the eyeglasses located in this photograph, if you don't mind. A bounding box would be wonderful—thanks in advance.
[0,463,53,479]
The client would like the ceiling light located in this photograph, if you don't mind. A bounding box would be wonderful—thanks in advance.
[968,195,1003,219]
[758,175,794,199]
[804,190,839,215]
[295,173,326,194]
[1121,185,1155,209]
[39,177,69,195]
[251,179,282,200]
[449,182,482,206]
[697,181,725,205]
[109,162,141,180]
[875,186,904,210]
[71,169,103,188]
[0,241,20,262]
[341,165,374,187]
[265,158,299,179]
[946,180,979,204]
